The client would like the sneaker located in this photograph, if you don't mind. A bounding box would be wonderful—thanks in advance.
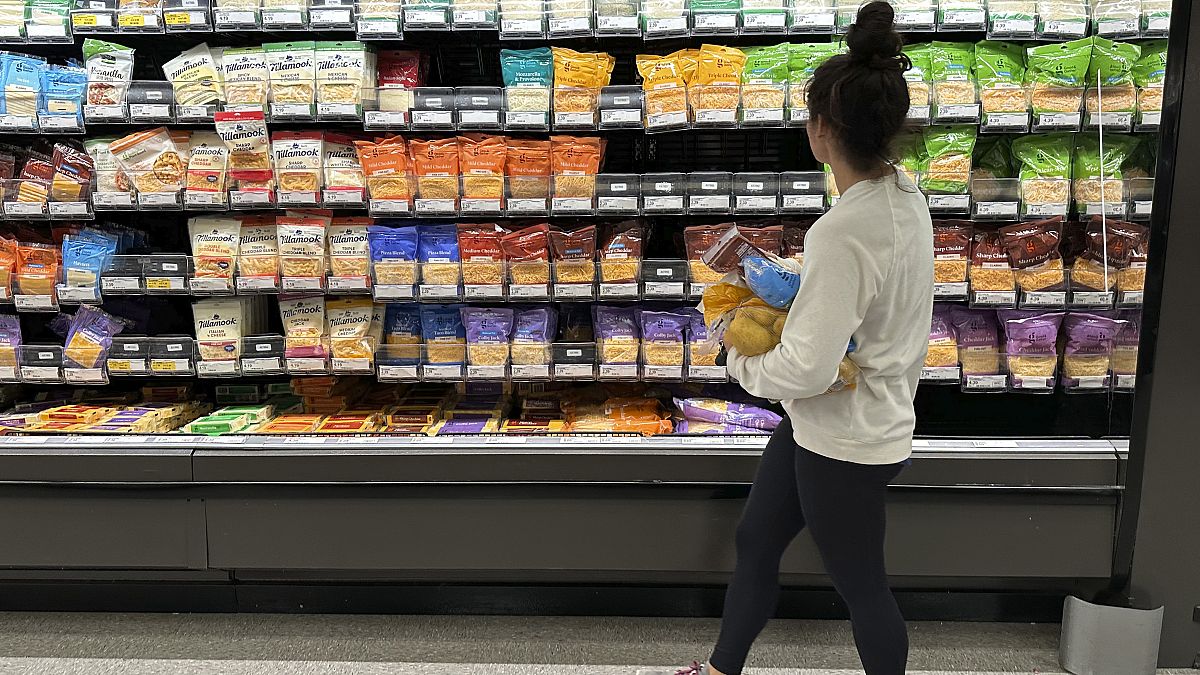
[634,661,708,675]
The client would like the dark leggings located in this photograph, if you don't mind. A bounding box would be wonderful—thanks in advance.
[709,417,908,675]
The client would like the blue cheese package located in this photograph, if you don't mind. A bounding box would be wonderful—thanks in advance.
[367,224,419,285]
[381,303,422,365]
[417,224,461,286]
[419,303,466,364]
[0,53,47,118]
[39,64,87,124]
[62,229,118,289]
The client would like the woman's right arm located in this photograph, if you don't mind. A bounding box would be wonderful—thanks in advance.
[726,223,885,400]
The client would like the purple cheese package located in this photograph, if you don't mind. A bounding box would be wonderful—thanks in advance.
[675,420,771,435]
[672,396,782,430]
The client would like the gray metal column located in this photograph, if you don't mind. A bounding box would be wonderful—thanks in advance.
[1122,0,1200,666]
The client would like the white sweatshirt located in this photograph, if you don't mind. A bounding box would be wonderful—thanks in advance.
[727,171,933,465]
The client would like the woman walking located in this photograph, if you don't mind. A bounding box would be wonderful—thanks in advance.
[664,3,934,674]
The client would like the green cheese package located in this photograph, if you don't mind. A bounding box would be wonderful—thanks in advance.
[1132,40,1167,115]
[1026,38,1092,113]
[975,40,1026,113]
[740,44,789,112]
[1011,133,1073,205]
[921,125,977,194]
[902,43,931,106]
[929,41,976,106]
[971,135,1015,200]
[1071,133,1139,206]
[1085,37,1142,114]
[894,133,928,185]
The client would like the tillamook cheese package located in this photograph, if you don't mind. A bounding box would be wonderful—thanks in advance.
[279,294,327,357]
[265,41,316,115]
[238,217,280,279]
[328,217,371,278]
[221,46,270,110]
[162,43,223,107]
[188,215,241,279]
[315,41,368,114]
[277,215,327,278]
[271,130,323,194]
[193,297,245,361]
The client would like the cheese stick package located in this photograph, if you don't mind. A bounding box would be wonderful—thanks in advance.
[188,215,241,280]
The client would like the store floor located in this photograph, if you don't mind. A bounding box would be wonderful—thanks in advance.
[0,613,1193,675]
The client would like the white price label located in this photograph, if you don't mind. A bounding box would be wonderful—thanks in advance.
[101,277,140,292]
[549,15,590,33]
[328,276,369,292]
[414,198,456,214]
[599,283,638,298]
[645,15,687,33]
[689,195,731,211]
[510,364,550,379]
[467,364,506,380]
[14,295,55,311]
[332,358,372,373]
[241,356,283,373]
[643,364,683,380]
[933,282,968,298]
[1025,202,1068,217]
[984,112,1028,129]
[189,277,233,293]
[4,202,45,217]
[504,110,549,127]
[287,357,328,373]
[553,284,593,300]
[282,277,323,291]
[921,366,961,382]
[419,284,460,299]
[742,11,786,28]
[271,103,312,118]
[464,284,504,299]
[39,115,81,130]
[596,14,637,30]
[322,190,364,205]
[1071,291,1114,307]
[500,17,542,33]
[1084,202,1126,217]
[139,192,179,207]
[460,198,502,213]
[236,276,278,292]
[895,9,935,26]
[600,108,641,125]
[452,8,488,23]
[552,197,592,212]
[928,194,970,210]
[1091,111,1132,128]
[974,201,1018,217]
[277,191,318,206]
[1037,112,1081,128]
[317,103,359,118]
[743,108,784,123]
[311,7,351,23]
[643,195,684,212]
[377,364,419,380]
[554,111,595,127]
[177,105,211,120]
[598,196,639,212]
[422,364,462,380]
[694,12,737,29]
[372,284,415,301]
[198,360,238,377]
[217,9,257,24]
[357,18,399,33]
[20,366,61,382]
[509,284,549,299]
[1042,18,1086,36]
[411,110,454,126]
[646,110,688,128]
[792,10,834,28]
[404,8,446,24]
[643,281,685,297]
[56,285,99,303]
[129,104,171,119]
[599,363,638,379]
[369,199,411,214]
[1115,374,1137,390]
[0,115,35,130]
[505,198,547,213]
[936,104,979,121]
[185,192,224,207]
[973,291,1016,306]
[1097,18,1138,36]
[782,194,824,211]
[965,374,1008,390]
[94,192,134,208]
[554,363,593,379]
[735,195,777,211]
[688,365,727,381]
[907,105,931,121]
[1023,291,1066,307]
[1139,111,1161,127]
[695,108,737,124]
[364,110,408,127]
[990,16,1035,34]
[262,9,303,24]
[940,7,984,25]
[459,109,500,126]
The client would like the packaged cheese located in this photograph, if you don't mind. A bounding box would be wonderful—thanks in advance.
[193,298,246,361]
[188,215,241,280]
[277,215,327,279]
[328,217,371,279]
[162,43,223,107]
[279,294,327,358]
[271,130,323,195]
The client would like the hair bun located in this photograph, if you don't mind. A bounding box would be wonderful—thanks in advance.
[845,1,905,67]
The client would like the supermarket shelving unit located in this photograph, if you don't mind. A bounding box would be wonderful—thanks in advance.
[0,0,1193,643]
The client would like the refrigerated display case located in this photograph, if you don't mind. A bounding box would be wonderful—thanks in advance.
[0,0,1193,644]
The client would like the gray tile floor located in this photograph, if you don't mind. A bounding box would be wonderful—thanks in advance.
[0,614,1191,675]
